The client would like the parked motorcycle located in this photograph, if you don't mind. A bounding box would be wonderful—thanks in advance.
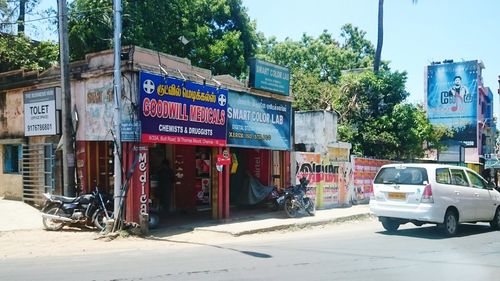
[266,186,284,211]
[283,177,316,218]
[41,186,113,231]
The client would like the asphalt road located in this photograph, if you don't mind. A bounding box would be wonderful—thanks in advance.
[2,217,500,281]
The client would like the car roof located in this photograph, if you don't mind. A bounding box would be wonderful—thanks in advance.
[380,163,470,170]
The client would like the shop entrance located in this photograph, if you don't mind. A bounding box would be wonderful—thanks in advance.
[149,144,213,225]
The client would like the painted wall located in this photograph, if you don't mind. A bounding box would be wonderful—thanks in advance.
[0,89,24,138]
[75,73,138,141]
[0,148,23,200]
[294,111,338,152]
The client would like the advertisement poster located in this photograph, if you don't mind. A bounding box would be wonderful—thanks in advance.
[294,152,321,202]
[227,91,291,150]
[351,157,393,203]
[139,72,228,146]
[427,61,478,147]
[321,160,340,207]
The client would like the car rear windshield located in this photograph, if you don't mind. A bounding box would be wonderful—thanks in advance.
[374,167,429,185]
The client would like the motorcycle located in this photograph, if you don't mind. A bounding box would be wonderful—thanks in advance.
[41,186,113,231]
[267,186,284,211]
[283,177,316,218]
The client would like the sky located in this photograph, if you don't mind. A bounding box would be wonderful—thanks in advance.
[28,0,500,118]
[242,0,500,116]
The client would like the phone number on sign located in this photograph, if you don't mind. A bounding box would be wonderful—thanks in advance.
[229,131,271,140]
[27,124,52,131]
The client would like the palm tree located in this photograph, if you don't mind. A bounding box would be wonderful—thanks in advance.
[374,0,418,73]
[374,0,384,73]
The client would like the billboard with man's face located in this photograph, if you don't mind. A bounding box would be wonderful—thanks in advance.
[427,61,478,147]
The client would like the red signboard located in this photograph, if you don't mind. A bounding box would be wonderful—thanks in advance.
[216,154,231,166]
[125,144,150,224]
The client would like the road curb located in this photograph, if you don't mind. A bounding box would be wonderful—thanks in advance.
[194,212,373,236]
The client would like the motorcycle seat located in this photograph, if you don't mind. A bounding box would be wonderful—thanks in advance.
[51,195,78,203]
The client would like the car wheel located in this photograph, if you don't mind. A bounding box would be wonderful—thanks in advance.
[490,207,500,230]
[381,218,399,232]
[441,210,458,236]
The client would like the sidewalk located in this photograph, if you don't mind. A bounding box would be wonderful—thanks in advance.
[0,198,43,232]
[0,197,372,236]
[191,204,372,236]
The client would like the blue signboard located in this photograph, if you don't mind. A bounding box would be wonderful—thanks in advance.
[139,72,228,146]
[249,59,290,96]
[427,61,478,147]
[227,91,291,150]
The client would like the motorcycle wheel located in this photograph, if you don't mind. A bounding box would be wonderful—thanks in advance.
[271,200,280,212]
[42,206,65,231]
[284,198,298,218]
[306,199,316,216]
[92,210,113,231]
[149,213,160,229]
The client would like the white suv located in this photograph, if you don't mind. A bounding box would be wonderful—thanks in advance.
[369,163,500,236]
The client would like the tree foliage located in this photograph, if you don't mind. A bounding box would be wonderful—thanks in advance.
[0,34,59,72]
[0,0,41,34]
[0,0,58,72]
[68,0,258,77]
[257,25,447,161]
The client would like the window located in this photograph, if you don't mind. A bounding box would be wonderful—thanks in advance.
[3,144,21,174]
[450,169,469,186]
[436,168,451,184]
[374,167,428,185]
[466,171,486,189]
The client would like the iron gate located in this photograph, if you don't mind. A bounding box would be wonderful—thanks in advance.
[22,143,55,206]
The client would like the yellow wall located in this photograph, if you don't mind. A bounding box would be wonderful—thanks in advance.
[0,148,23,200]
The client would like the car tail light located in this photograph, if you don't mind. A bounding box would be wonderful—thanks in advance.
[369,181,375,199]
[421,184,434,203]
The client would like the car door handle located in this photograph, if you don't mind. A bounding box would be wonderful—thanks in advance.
[454,191,460,195]
[474,193,480,197]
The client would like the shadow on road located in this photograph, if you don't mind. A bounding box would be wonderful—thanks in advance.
[377,223,495,239]
[144,236,273,259]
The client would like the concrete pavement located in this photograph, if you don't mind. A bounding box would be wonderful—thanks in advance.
[192,204,372,236]
[0,198,43,232]
[0,197,372,236]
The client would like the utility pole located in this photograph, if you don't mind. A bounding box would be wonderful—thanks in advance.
[113,0,123,216]
[18,0,26,34]
[58,0,76,196]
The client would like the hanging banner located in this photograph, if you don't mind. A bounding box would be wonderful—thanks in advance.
[227,91,291,150]
[139,72,228,146]
[427,61,478,147]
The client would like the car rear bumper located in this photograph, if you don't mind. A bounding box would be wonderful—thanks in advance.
[369,200,444,224]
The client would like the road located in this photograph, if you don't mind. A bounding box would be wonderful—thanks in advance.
[1,217,500,281]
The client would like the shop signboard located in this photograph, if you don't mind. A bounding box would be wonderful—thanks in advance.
[24,88,59,136]
[249,58,290,96]
[227,91,291,150]
[427,61,478,147]
[139,72,228,146]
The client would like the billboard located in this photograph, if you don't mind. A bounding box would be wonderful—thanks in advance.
[427,61,478,147]
[139,72,228,146]
[227,91,292,150]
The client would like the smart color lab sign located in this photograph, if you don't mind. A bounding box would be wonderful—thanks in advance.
[249,58,290,96]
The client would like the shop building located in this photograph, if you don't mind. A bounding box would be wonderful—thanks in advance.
[0,46,293,225]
